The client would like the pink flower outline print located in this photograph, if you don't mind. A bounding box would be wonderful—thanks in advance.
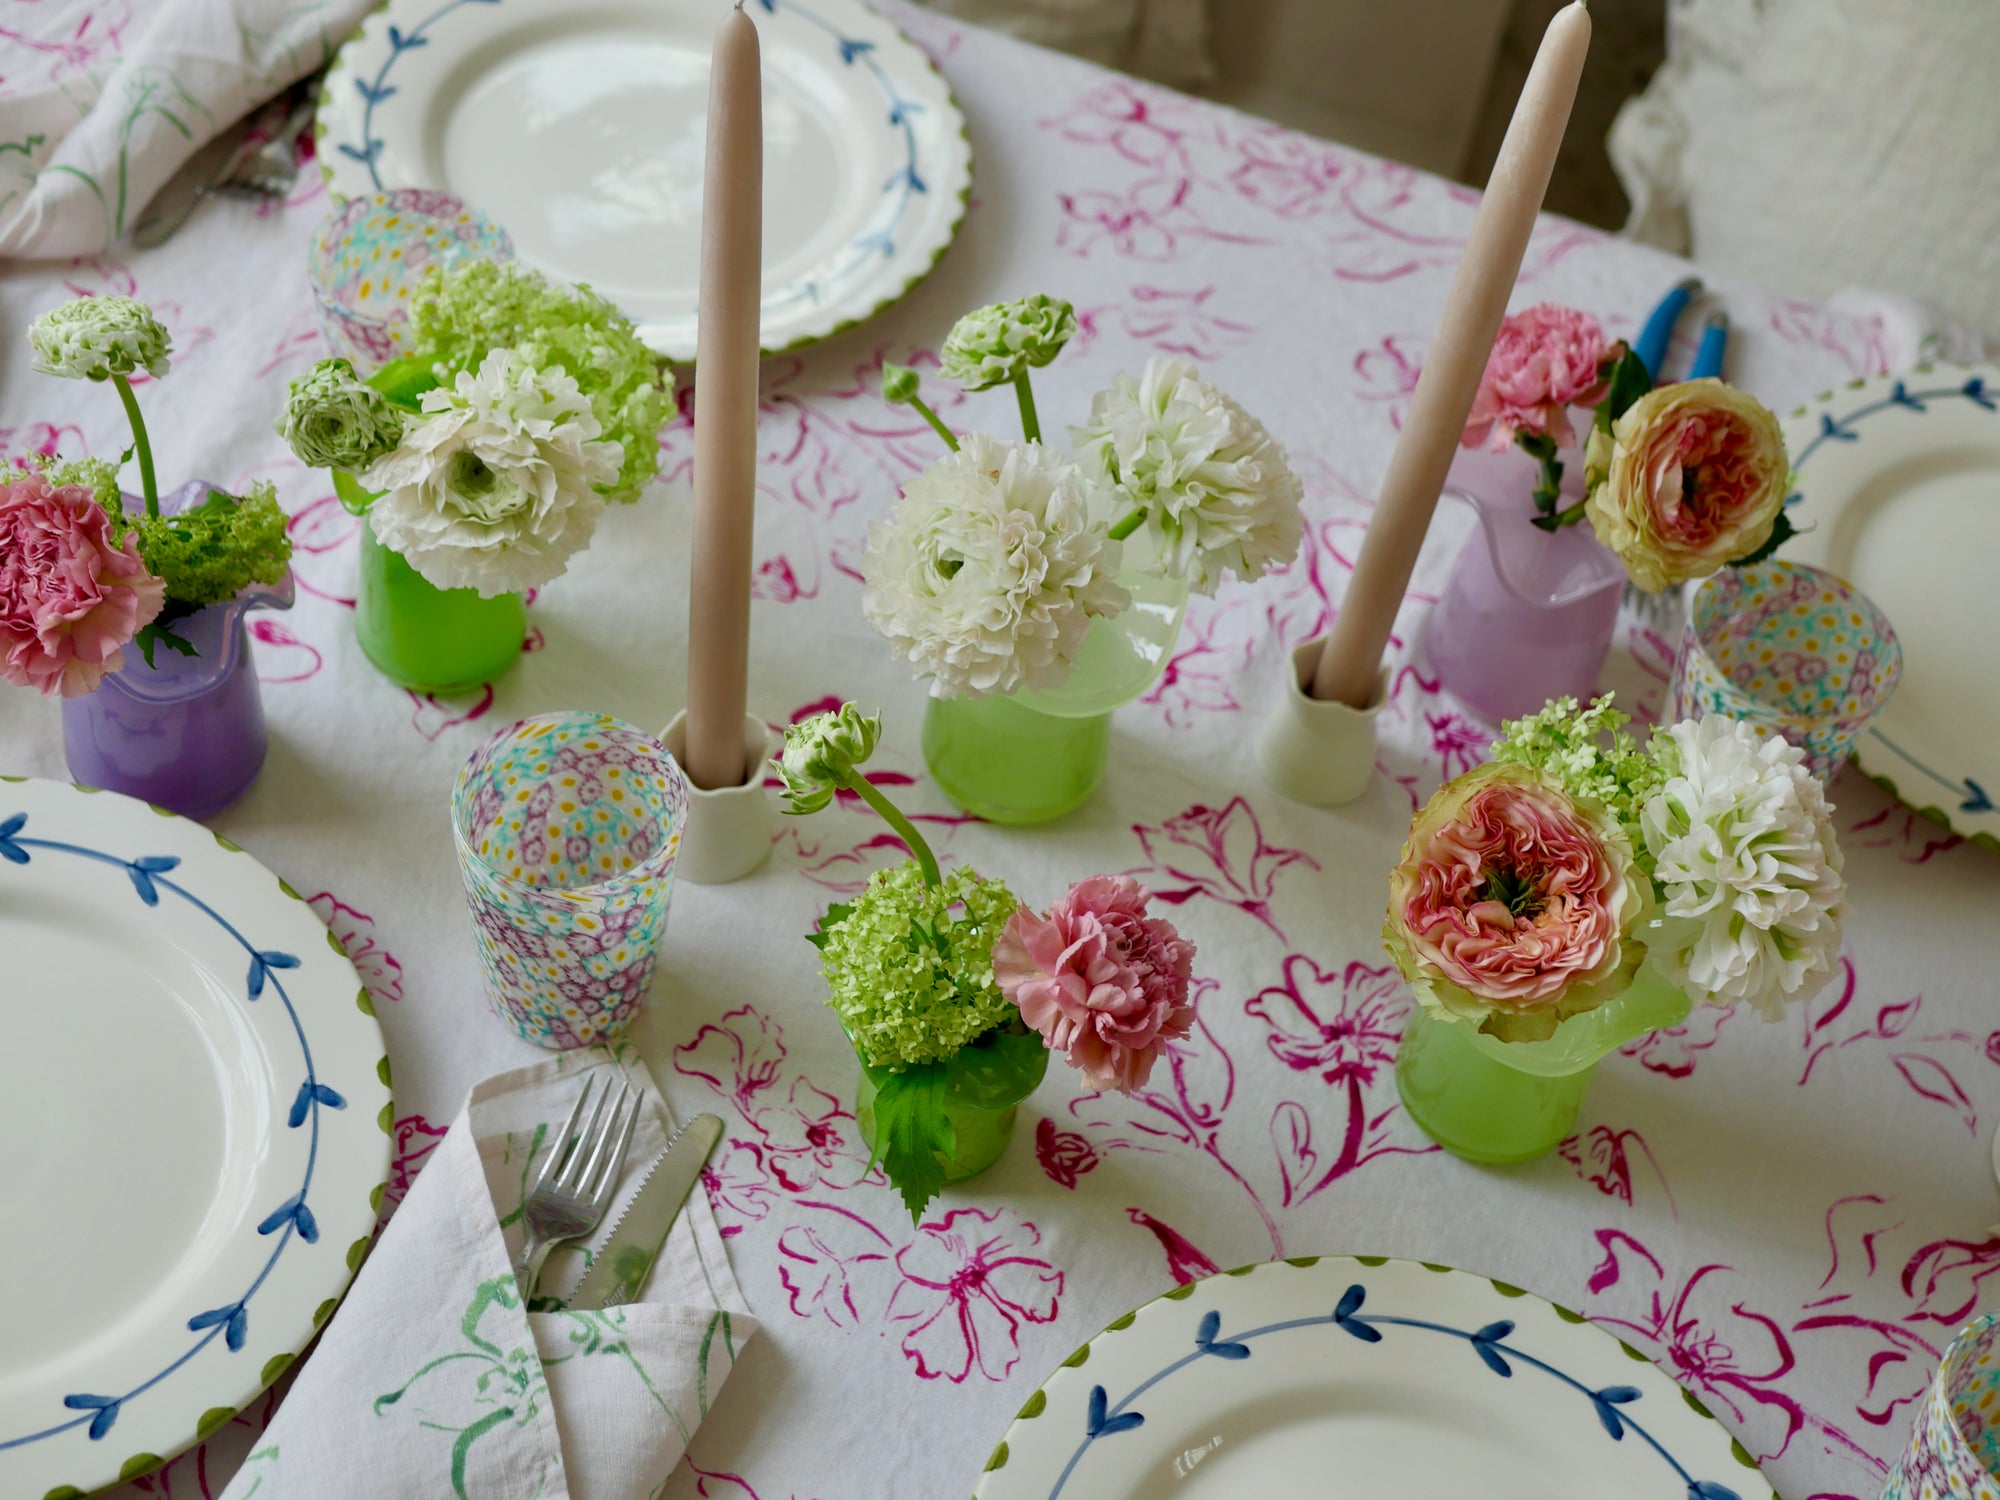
[1558,1126,1676,1214]
[700,1139,782,1230]
[1139,597,1252,729]
[381,1114,448,1219]
[1039,79,1203,173]
[1074,285,1254,362]
[673,1004,789,1119]
[1794,1195,1946,1434]
[1621,1003,1734,1080]
[1351,333,1426,430]
[1901,1232,2000,1329]
[1244,955,1418,1205]
[250,618,322,685]
[306,891,404,1006]
[776,1219,890,1330]
[1127,1207,1221,1285]
[1034,1116,1099,1189]
[755,1077,867,1193]
[1845,804,1963,865]
[406,686,497,741]
[884,1207,1063,1383]
[1129,796,1322,940]
[1797,959,1990,1133]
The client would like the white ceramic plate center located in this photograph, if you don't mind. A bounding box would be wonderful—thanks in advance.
[320,0,972,359]
[0,900,257,1377]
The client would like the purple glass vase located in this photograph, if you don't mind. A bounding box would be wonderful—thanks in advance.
[1425,440,1625,724]
[60,482,296,820]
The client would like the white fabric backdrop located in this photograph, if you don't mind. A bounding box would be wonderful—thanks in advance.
[2,8,1998,1500]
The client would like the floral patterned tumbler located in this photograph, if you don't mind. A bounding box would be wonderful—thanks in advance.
[452,713,690,1048]
[1670,559,1901,780]
[1883,1313,2000,1500]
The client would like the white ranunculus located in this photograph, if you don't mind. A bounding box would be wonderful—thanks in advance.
[1071,356,1304,595]
[862,433,1129,698]
[360,350,622,598]
[1640,716,1847,1017]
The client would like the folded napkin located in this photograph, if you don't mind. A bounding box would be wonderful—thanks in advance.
[220,1053,755,1500]
[0,0,377,259]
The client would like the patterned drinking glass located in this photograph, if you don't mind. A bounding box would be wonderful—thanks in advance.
[1670,560,1901,780]
[452,713,690,1048]
[1883,1313,2000,1500]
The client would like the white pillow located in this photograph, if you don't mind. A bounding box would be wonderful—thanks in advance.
[1610,0,2000,339]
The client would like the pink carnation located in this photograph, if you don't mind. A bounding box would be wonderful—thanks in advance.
[994,875,1196,1093]
[0,472,164,697]
[1462,303,1612,452]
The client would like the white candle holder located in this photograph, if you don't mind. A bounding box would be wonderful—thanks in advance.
[660,711,778,884]
[1257,638,1387,807]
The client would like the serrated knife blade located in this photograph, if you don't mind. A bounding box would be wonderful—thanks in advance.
[563,1112,723,1311]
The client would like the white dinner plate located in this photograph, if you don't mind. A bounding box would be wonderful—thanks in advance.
[0,779,392,1498]
[316,0,972,361]
[976,1257,1775,1500]
[1783,367,2000,854]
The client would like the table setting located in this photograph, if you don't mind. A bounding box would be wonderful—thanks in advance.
[3,1,1999,1498]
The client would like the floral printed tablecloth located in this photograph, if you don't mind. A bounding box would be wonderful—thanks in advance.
[3,8,1997,1499]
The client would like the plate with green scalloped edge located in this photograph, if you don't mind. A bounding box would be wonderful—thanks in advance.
[1781,364,2000,856]
[0,778,392,1500]
[975,1256,1776,1500]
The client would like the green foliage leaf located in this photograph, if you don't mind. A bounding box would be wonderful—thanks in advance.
[133,619,197,669]
[367,355,442,409]
[1601,347,1653,424]
[868,1064,952,1223]
[1730,507,1797,568]
[804,901,854,951]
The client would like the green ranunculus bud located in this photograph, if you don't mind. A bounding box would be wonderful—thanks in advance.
[881,361,922,405]
[276,357,407,472]
[939,294,1077,391]
[29,295,173,382]
[776,702,881,814]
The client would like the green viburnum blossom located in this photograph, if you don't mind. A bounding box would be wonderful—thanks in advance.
[815,862,1020,1070]
[939,295,1077,391]
[277,357,406,471]
[19,453,122,508]
[407,260,674,504]
[28,296,172,382]
[1490,693,1665,847]
[118,481,293,611]
[778,704,881,814]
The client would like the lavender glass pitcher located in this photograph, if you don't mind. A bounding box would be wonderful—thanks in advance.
[61,482,296,820]
[1424,442,1625,725]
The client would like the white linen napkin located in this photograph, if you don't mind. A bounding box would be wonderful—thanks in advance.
[219,1052,755,1500]
[0,0,378,259]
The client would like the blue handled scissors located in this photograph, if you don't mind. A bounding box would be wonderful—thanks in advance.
[1633,276,1728,383]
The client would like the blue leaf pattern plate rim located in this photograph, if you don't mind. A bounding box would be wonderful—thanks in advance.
[313,0,973,362]
[974,1256,1778,1500]
[1781,363,2000,856]
[0,778,392,1500]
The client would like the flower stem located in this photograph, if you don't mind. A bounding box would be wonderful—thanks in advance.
[1106,507,1145,542]
[908,394,960,453]
[842,770,942,888]
[1012,368,1041,445]
[111,374,159,517]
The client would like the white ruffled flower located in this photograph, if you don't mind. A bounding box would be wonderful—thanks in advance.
[360,350,622,598]
[862,433,1129,698]
[1639,716,1847,1017]
[1072,356,1304,595]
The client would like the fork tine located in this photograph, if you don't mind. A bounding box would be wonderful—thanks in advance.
[531,1075,595,1195]
[588,1088,642,1210]
[557,1077,616,1191]
[574,1082,633,1203]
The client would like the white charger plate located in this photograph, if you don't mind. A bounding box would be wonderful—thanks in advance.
[316,0,972,360]
[0,779,392,1498]
[1783,366,2000,854]
[977,1257,1775,1500]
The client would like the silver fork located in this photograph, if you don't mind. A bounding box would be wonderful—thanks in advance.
[512,1075,639,1301]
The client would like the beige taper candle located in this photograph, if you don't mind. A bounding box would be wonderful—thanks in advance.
[1311,0,1591,707]
[685,1,763,790]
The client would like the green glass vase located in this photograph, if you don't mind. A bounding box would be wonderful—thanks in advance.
[1394,960,1694,1164]
[854,1029,1049,1183]
[922,566,1188,825]
[338,470,527,694]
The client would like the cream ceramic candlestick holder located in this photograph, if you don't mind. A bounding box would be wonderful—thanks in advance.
[661,710,778,884]
[1258,638,1386,807]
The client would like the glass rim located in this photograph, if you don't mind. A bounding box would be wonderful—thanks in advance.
[450,711,689,899]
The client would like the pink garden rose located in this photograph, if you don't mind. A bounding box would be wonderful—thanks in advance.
[1582,378,1790,592]
[0,472,164,697]
[1462,303,1613,451]
[1384,763,1649,1042]
[994,875,1196,1092]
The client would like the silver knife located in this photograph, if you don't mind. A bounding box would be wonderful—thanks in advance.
[131,119,261,248]
[563,1112,723,1311]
